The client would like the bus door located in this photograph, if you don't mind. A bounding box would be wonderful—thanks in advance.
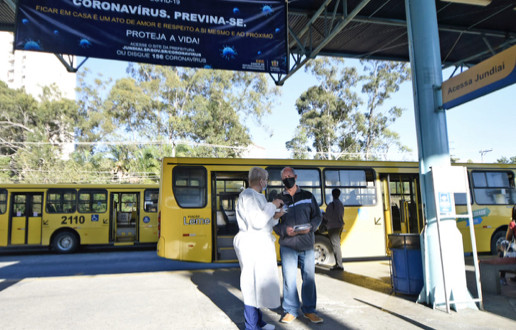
[381,174,423,235]
[110,192,139,243]
[9,192,43,245]
[211,171,247,261]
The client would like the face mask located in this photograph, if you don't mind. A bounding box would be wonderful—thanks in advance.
[282,177,296,189]
[261,180,268,192]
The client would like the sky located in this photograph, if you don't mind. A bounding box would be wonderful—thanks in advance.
[79,57,515,164]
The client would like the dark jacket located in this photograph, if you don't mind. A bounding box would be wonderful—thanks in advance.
[323,198,344,230]
[273,187,322,251]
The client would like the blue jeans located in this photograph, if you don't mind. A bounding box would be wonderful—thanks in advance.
[244,305,265,330]
[280,246,317,317]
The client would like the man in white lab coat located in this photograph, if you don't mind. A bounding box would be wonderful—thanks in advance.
[234,167,285,330]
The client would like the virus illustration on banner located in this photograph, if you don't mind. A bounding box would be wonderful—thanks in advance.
[233,7,240,15]
[79,38,92,48]
[262,5,273,16]
[23,40,41,50]
[221,46,237,60]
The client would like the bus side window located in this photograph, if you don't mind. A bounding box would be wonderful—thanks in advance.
[266,167,323,205]
[14,195,26,216]
[144,189,159,212]
[78,189,107,213]
[0,189,7,214]
[47,203,57,213]
[324,169,376,206]
[173,166,207,208]
[472,171,513,205]
[47,189,77,214]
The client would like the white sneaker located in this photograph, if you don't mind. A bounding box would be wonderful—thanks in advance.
[262,324,275,330]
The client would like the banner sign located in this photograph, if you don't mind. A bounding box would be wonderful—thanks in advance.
[442,44,516,109]
[14,0,288,74]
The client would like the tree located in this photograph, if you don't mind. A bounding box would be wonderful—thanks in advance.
[286,58,411,160]
[0,82,80,183]
[0,81,38,156]
[288,58,361,160]
[100,64,279,158]
[497,156,516,164]
[359,60,411,159]
[72,64,281,182]
[285,127,311,160]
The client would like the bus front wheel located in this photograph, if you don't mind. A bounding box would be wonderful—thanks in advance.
[314,236,335,266]
[491,229,507,255]
[52,231,79,254]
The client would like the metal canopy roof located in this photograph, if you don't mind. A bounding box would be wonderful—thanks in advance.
[1,0,515,84]
[279,0,516,84]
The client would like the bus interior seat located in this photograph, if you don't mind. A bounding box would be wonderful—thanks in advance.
[219,193,238,225]
[130,211,138,224]
[216,211,227,226]
[118,212,130,226]
[408,202,417,218]
[219,199,232,225]
[47,204,56,213]
[225,210,237,223]
[391,203,401,231]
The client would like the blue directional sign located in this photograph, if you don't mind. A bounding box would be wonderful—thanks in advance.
[14,0,288,74]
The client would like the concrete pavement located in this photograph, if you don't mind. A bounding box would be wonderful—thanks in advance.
[0,257,515,329]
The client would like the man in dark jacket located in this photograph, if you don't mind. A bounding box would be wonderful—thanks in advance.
[323,188,345,271]
[273,167,323,324]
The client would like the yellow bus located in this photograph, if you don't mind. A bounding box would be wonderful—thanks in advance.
[156,157,516,265]
[455,163,516,254]
[0,184,159,253]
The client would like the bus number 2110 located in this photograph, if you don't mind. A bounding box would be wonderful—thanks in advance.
[61,215,86,224]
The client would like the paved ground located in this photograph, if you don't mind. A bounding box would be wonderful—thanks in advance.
[0,256,515,329]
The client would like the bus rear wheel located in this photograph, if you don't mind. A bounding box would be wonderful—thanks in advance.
[491,229,507,255]
[52,231,79,254]
[314,235,335,266]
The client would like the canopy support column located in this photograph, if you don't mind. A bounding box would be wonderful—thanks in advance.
[404,0,477,311]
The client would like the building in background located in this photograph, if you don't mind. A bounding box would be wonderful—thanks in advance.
[0,31,76,100]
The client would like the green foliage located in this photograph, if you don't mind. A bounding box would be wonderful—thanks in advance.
[0,81,39,156]
[497,156,516,164]
[286,58,411,160]
[1,65,279,183]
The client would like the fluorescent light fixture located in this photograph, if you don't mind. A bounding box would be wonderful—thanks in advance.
[441,0,491,6]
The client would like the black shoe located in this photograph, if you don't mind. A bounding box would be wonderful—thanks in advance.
[330,265,344,271]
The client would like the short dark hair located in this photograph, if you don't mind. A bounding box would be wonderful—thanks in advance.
[332,188,341,199]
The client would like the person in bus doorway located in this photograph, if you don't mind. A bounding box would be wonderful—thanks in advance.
[323,188,345,271]
[273,167,323,324]
[499,205,516,285]
[234,167,285,330]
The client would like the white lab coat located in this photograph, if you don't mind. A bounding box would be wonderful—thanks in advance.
[233,188,280,308]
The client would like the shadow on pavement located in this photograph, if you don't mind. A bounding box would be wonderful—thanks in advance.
[317,266,393,295]
[191,268,360,329]
[354,298,435,329]
[465,266,516,321]
[318,257,516,323]
[0,249,239,292]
